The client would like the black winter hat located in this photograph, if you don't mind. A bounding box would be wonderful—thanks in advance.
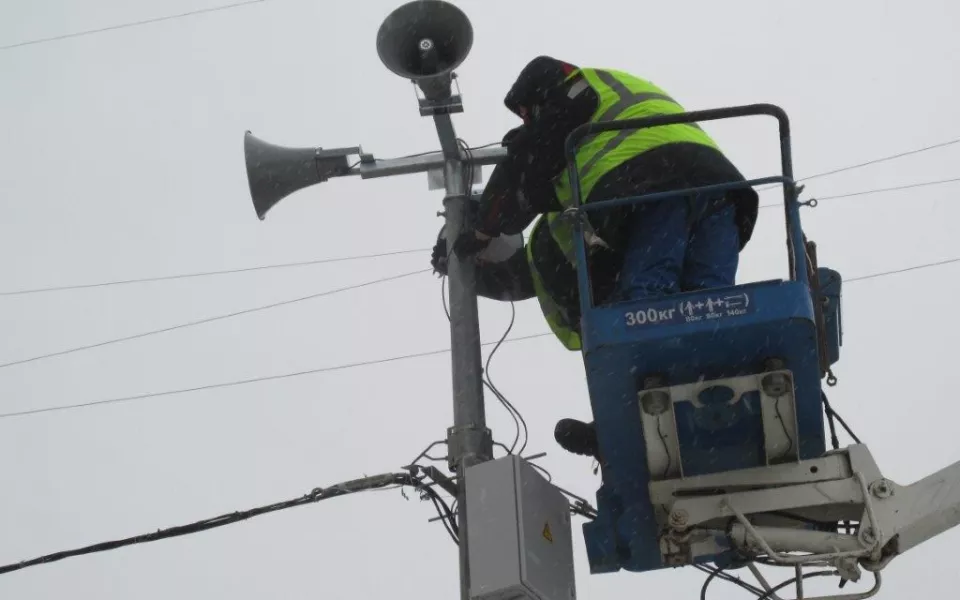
[504,55,579,120]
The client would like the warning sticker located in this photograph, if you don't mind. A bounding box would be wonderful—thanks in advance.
[542,522,554,543]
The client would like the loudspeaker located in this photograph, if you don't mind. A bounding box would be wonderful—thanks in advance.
[244,131,355,220]
[376,0,473,92]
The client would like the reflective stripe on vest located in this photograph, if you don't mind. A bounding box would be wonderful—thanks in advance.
[548,68,721,264]
[526,217,582,351]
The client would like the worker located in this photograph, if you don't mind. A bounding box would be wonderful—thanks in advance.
[431,56,759,461]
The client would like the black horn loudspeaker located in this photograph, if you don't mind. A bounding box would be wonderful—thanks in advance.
[376,0,473,91]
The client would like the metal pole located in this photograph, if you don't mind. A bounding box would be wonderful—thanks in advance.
[431,109,493,600]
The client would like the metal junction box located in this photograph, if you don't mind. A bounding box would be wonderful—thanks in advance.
[465,455,576,600]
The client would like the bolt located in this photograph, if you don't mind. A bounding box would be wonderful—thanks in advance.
[641,390,670,415]
[870,479,894,499]
[761,372,791,397]
[860,527,877,545]
[669,509,689,528]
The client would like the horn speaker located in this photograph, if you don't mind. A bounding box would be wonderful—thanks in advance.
[376,0,473,96]
[243,131,356,220]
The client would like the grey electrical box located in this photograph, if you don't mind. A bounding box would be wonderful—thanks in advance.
[465,455,576,600]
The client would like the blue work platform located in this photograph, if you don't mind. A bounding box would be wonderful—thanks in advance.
[559,105,844,574]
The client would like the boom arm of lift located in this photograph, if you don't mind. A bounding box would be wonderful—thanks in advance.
[653,443,960,599]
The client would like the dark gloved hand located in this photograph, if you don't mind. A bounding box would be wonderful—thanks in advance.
[501,125,528,148]
[501,125,531,161]
[431,237,448,276]
[453,230,492,258]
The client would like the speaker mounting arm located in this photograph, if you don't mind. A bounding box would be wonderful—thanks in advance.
[343,145,507,180]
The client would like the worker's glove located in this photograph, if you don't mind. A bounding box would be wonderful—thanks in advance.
[431,237,448,276]
[501,125,528,148]
[453,230,492,258]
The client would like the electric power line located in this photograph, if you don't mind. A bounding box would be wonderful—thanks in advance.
[756,135,960,191]
[0,333,553,420]
[2,160,955,298]
[1,0,270,51]
[3,254,959,421]
[0,248,431,297]
[0,268,431,371]
[759,175,960,209]
[0,170,957,378]
[812,176,960,202]
[0,471,445,576]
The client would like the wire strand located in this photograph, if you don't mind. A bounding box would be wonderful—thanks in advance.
[1,0,270,51]
[0,268,431,371]
[0,248,431,297]
[3,254,959,421]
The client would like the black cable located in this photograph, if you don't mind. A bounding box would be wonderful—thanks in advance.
[0,248,432,297]
[422,487,459,545]
[693,564,766,597]
[756,136,960,191]
[0,332,555,420]
[1,175,952,298]
[439,235,527,455]
[1,0,270,51]
[699,566,723,600]
[812,176,960,202]
[5,253,959,421]
[0,472,421,576]
[846,257,960,282]
[0,268,431,371]
[758,175,960,209]
[754,570,839,600]
[484,301,528,454]
[484,380,522,453]
[821,393,862,445]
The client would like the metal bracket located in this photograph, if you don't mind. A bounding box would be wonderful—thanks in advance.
[446,424,493,472]
[639,367,801,480]
[419,94,465,116]
[647,440,960,590]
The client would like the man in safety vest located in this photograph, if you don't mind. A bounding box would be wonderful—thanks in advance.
[431,56,759,461]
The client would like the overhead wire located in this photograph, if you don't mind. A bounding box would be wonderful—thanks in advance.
[0,248,431,297]
[0,0,271,51]
[0,268,431,371]
[4,254,960,421]
[1,148,955,298]
[4,172,954,300]
[0,470,450,576]
[758,175,960,209]
[756,135,960,191]
[809,176,960,202]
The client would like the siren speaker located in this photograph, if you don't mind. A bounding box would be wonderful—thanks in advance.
[376,0,473,91]
[244,131,355,220]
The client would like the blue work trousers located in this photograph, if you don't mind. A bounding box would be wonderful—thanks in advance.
[614,194,740,301]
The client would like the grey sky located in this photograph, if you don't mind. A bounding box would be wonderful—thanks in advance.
[1,0,959,598]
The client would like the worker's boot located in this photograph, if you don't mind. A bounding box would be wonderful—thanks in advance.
[554,419,599,459]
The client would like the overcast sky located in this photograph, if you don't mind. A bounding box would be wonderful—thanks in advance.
[1,0,959,598]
